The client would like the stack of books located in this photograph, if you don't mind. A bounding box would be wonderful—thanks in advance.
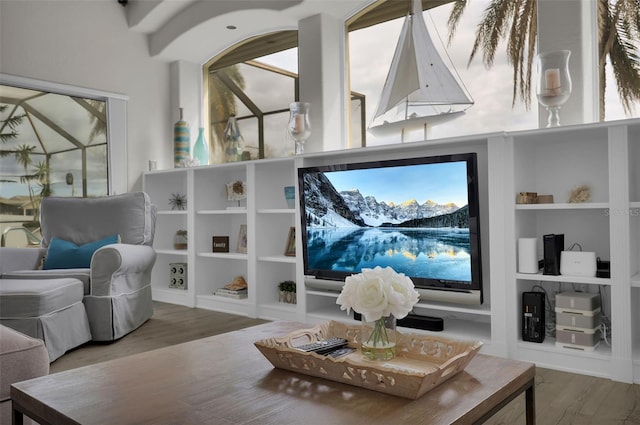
[213,287,248,299]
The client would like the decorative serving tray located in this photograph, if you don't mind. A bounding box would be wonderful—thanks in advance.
[254,320,483,399]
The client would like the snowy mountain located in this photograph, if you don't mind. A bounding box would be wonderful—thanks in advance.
[302,172,464,228]
[301,173,367,228]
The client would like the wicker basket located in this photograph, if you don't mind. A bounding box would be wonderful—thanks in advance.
[254,320,483,399]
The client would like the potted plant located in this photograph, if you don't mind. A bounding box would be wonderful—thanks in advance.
[278,280,296,304]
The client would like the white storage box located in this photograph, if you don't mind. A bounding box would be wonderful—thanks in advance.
[555,292,601,313]
[556,328,601,351]
[556,311,601,332]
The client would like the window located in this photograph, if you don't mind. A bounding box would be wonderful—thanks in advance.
[204,34,365,162]
[204,1,638,153]
[0,76,126,247]
[349,0,638,146]
[207,61,297,160]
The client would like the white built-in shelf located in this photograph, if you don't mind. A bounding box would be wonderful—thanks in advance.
[516,272,611,286]
[144,118,640,384]
[197,252,247,260]
[257,255,297,263]
[196,209,247,215]
[151,287,191,307]
[517,338,612,359]
[197,294,249,304]
[156,249,188,256]
[413,301,492,317]
[260,301,297,312]
[306,290,340,298]
[306,307,352,323]
[257,209,295,214]
[515,202,609,210]
[431,317,492,342]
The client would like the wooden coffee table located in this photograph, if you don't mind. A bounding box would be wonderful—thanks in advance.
[12,321,535,425]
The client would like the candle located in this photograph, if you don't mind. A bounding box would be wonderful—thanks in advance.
[545,68,561,91]
[294,113,304,133]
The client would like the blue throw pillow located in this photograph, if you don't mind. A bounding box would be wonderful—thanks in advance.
[43,234,120,270]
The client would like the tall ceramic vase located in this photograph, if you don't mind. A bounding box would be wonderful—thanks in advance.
[174,108,190,167]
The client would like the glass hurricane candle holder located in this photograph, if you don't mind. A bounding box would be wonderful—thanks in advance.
[223,115,245,163]
[287,102,310,155]
[536,50,572,128]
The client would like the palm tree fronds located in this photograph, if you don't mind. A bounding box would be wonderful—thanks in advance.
[0,131,19,143]
[523,0,537,109]
[447,0,469,46]
[616,0,640,32]
[87,100,107,143]
[1,113,26,132]
[470,0,516,67]
[208,64,246,157]
[609,37,640,114]
[598,0,640,118]
[452,0,637,116]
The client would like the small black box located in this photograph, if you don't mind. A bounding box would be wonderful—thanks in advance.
[596,259,610,278]
[543,234,564,275]
[522,291,545,343]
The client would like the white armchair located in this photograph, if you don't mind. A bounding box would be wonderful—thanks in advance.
[1,192,157,341]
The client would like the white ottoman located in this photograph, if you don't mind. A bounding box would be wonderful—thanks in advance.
[0,325,49,424]
[0,278,91,361]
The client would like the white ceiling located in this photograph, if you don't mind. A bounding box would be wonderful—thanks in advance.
[125,0,374,63]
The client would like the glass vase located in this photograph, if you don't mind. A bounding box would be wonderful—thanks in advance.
[174,230,187,250]
[193,127,209,166]
[361,315,396,361]
[287,102,310,155]
[536,50,572,128]
[223,115,245,163]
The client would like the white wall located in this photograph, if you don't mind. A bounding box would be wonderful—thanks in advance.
[0,0,172,192]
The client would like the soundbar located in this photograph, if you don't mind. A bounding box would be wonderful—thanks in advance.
[354,312,444,332]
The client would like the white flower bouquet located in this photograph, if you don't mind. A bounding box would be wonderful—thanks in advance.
[336,266,420,360]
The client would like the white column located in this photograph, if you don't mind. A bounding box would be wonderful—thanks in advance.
[537,0,598,127]
[297,14,348,153]
[169,60,205,162]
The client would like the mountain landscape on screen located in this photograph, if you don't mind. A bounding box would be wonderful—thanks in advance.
[302,172,467,229]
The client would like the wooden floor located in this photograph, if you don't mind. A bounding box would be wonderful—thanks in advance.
[50,302,268,373]
[51,302,640,425]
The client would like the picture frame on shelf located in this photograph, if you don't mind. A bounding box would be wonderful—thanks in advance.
[213,236,229,253]
[284,226,296,257]
[226,180,247,209]
[237,224,248,253]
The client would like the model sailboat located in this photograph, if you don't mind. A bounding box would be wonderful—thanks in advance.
[369,0,473,140]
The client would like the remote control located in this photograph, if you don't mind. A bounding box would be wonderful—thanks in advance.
[294,337,348,354]
[326,347,356,359]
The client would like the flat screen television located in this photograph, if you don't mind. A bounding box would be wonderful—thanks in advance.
[298,153,483,305]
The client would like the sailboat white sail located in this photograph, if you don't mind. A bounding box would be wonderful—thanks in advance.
[369,0,473,140]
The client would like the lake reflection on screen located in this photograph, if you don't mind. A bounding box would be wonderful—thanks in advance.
[307,227,471,282]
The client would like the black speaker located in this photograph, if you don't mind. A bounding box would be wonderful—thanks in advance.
[353,312,444,332]
[543,233,564,275]
[522,292,545,343]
